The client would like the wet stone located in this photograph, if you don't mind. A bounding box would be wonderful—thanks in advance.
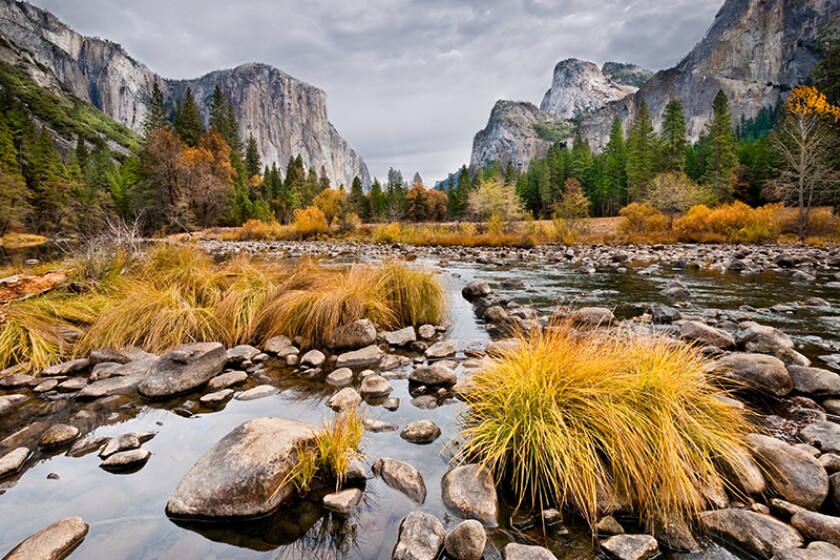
[327,387,362,412]
[301,349,326,368]
[393,511,444,560]
[201,388,235,406]
[38,424,80,448]
[3,516,89,560]
[235,384,277,401]
[322,488,363,514]
[425,341,456,359]
[400,419,441,444]
[207,370,248,391]
[372,457,426,503]
[99,433,141,458]
[325,367,353,386]
[503,543,558,560]
[360,374,393,397]
[101,448,151,470]
[0,447,29,479]
[444,519,486,560]
[601,534,659,560]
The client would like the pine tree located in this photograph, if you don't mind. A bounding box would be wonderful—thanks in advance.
[701,90,739,201]
[245,134,261,179]
[369,178,386,221]
[601,116,627,214]
[661,98,688,172]
[626,101,657,201]
[0,114,20,175]
[143,82,169,136]
[348,176,368,220]
[174,87,204,147]
[319,166,331,192]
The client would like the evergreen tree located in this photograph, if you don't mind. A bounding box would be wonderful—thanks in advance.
[143,82,169,136]
[813,30,840,105]
[319,166,331,192]
[28,128,64,188]
[601,116,627,214]
[570,134,593,194]
[626,101,657,201]
[368,178,386,221]
[0,114,20,175]
[661,98,688,172]
[348,176,368,220]
[74,136,89,175]
[701,90,739,201]
[245,134,261,179]
[174,87,204,147]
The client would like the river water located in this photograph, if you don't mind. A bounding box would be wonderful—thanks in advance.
[1,245,838,559]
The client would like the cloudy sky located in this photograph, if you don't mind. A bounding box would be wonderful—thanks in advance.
[31,0,723,183]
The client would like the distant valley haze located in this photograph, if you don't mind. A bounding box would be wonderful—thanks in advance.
[28,0,723,183]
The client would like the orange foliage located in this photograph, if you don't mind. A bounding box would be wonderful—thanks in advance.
[786,85,840,122]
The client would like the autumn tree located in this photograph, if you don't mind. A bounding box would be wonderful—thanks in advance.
[135,127,190,231]
[646,171,708,228]
[184,130,235,228]
[313,188,346,224]
[468,176,524,222]
[771,86,840,240]
[553,177,590,231]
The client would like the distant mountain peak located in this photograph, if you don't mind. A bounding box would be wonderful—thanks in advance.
[539,58,637,119]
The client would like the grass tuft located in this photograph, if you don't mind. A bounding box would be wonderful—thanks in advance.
[456,322,755,529]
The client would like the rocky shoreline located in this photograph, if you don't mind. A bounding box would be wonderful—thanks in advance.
[2,241,840,559]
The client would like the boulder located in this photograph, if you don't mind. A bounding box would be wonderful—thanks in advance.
[207,370,248,391]
[601,534,659,560]
[3,516,88,560]
[138,342,227,399]
[715,353,792,396]
[800,421,840,454]
[300,349,326,368]
[570,307,615,327]
[791,511,840,548]
[372,457,426,503]
[38,424,80,448]
[679,320,735,349]
[327,387,362,412]
[699,508,803,560]
[441,464,498,527]
[418,325,436,340]
[200,389,234,406]
[788,366,840,396]
[225,345,260,364]
[42,358,89,376]
[263,335,294,354]
[503,543,557,559]
[236,385,277,401]
[723,446,766,494]
[323,488,363,514]
[330,319,377,349]
[0,447,29,479]
[360,375,393,398]
[425,341,457,359]
[738,322,795,354]
[400,420,441,444]
[335,345,384,368]
[101,448,151,470]
[443,520,486,560]
[99,433,141,458]
[773,542,840,560]
[649,303,681,324]
[76,374,142,400]
[409,363,456,386]
[325,368,353,386]
[384,327,417,347]
[746,434,828,510]
[462,279,491,300]
[166,417,317,518]
[392,511,445,560]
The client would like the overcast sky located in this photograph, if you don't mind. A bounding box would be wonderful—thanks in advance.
[31,0,723,183]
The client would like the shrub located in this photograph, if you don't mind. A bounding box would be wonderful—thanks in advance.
[487,213,505,235]
[778,206,839,237]
[618,203,668,234]
[456,322,754,528]
[372,223,402,244]
[673,204,712,236]
[337,212,362,233]
[293,206,329,239]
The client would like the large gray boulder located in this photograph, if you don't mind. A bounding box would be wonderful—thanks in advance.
[570,307,615,327]
[384,327,417,347]
[791,511,840,548]
[330,319,377,349]
[800,422,840,454]
[441,464,498,527]
[138,342,227,399]
[679,320,735,349]
[166,417,317,518]
[3,516,89,560]
[409,363,456,386]
[746,434,828,510]
[392,511,445,560]
[788,366,840,396]
[699,508,803,560]
[714,353,792,396]
[738,322,795,354]
[444,519,486,560]
[462,279,491,300]
[373,457,426,503]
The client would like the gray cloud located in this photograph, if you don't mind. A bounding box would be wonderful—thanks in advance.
[30,0,723,182]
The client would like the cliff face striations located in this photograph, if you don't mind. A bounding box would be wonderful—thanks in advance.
[540,58,638,119]
[579,0,840,149]
[0,0,369,187]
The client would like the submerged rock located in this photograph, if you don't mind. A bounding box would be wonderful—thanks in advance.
[3,516,88,560]
[400,420,441,444]
[166,417,317,518]
[393,511,445,560]
[443,519,486,560]
[322,488,363,514]
[372,457,426,503]
[100,448,151,471]
[138,342,227,399]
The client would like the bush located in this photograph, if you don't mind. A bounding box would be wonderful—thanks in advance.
[372,223,402,244]
[618,203,668,234]
[293,206,329,239]
[457,322,754,528]
[240,219,275,240]
[336,212,362,233]
[674,202,781,243]
[777,206,839,237]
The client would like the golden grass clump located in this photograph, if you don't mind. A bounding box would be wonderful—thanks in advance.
[457,322,755,529]
[287,407,366,492]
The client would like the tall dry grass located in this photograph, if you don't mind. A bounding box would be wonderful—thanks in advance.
[456,322,755,529]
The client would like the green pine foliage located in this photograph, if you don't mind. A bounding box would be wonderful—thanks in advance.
[626,101,658,201]
[661,99,688,172]
[701,90,739,202]
[174,87,205,147]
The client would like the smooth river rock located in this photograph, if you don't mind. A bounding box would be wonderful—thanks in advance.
[384,327,417,347]
[745,434,828,510]
[788,365,840,396]
[100,448,151,470]
[138,342,227,399]
[800,421,840,454]
[335,345,384,368]
[409,363,456,386]
[76,374,142,400]
[0,447,29,479]
[166,417,317,518]
[322,488,363,514]
[679,320,735,349]
[38,424,80,448]
[714,353,792,396]
[373,457,426,503]
[3,516,89,560]
[600,534,659,560]
[392,511,445,560]
[443,519,486,560]
[773,542,840,560]
[330,319,377,349]
[400,420,441,444]
[699,508,803,560]
[441,464,499,527]
[791,511,840,548]
[503,543,558,559]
